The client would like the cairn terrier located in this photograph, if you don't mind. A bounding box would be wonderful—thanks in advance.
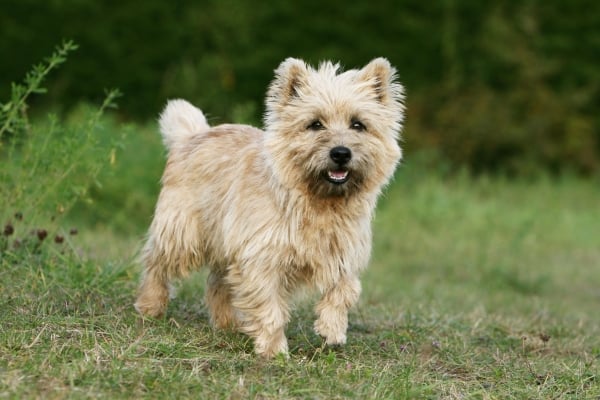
[135,58,405,358]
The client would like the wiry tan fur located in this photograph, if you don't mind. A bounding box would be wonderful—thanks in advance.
[135,58,405,358]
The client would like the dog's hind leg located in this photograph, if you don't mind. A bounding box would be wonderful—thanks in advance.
[135,268,170,318]
[135,204,203,318]
[205,269,238,329]
[134,237,174,318]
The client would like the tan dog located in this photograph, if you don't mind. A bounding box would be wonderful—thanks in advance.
[135,58,404,358]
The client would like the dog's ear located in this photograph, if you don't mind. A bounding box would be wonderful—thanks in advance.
[267,58,309,107]
[358,58,403,105]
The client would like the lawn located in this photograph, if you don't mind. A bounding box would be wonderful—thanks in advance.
[1,124,599,400]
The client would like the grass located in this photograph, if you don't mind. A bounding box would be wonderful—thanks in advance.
[2,143,599,399]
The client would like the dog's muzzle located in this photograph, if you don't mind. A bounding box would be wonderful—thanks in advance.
[326,146,352,184]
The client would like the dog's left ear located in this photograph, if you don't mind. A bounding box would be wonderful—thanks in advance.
[359,58,402,105]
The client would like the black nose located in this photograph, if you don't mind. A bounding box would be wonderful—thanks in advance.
[330,146,352,165]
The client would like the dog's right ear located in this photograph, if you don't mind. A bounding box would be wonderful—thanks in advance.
[267,58,309,108]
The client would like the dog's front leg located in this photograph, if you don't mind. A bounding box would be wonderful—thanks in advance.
[226,263,290,358]
[314,273,361,346]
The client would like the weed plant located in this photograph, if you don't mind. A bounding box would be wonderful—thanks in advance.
[0,41,122,257]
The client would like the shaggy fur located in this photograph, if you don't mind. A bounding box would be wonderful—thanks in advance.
[134,58,405,358]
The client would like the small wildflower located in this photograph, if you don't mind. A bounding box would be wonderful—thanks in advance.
[69,228,78,236]
[54,235,64,244]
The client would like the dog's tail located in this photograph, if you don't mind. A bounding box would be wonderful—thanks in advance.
[159,99,210,150]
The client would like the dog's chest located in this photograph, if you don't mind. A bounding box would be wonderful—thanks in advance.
[288,207,371,275]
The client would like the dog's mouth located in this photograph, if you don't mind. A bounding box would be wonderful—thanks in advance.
[325,169,350,184]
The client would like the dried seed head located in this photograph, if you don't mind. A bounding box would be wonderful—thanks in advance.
[69,228,78,236]
[3,223,14,236]
[37,229,48,241]
[54,235,64,244]
[539,333,550,343]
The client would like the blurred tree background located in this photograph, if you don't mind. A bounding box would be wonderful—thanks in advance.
[1,0,599,175]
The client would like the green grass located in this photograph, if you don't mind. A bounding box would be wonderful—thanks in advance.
[2,115,600,398]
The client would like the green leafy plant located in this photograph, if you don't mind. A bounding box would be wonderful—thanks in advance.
[0,40,123,255]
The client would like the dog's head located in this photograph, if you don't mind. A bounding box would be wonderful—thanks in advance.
[264,58,405,198]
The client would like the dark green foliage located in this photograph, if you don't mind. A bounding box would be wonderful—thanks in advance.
[1,0,599,174]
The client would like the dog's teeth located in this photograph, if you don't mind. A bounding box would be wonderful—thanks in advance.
[328,170,349,181]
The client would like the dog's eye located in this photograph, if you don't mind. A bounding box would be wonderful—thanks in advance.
[350,119,366,132]
[307,120,325,131]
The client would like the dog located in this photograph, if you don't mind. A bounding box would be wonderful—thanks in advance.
[135,58,404,358]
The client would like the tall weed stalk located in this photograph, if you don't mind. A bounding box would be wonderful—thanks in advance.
[0,41,123,255]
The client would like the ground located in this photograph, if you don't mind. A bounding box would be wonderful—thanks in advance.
[1,124,599,399]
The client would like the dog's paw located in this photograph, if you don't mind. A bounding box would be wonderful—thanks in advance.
[210,312,239,330]
[135,280,170,319]
[314,317,347,346]
[134,300,166,319]
[253,330,289,359]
